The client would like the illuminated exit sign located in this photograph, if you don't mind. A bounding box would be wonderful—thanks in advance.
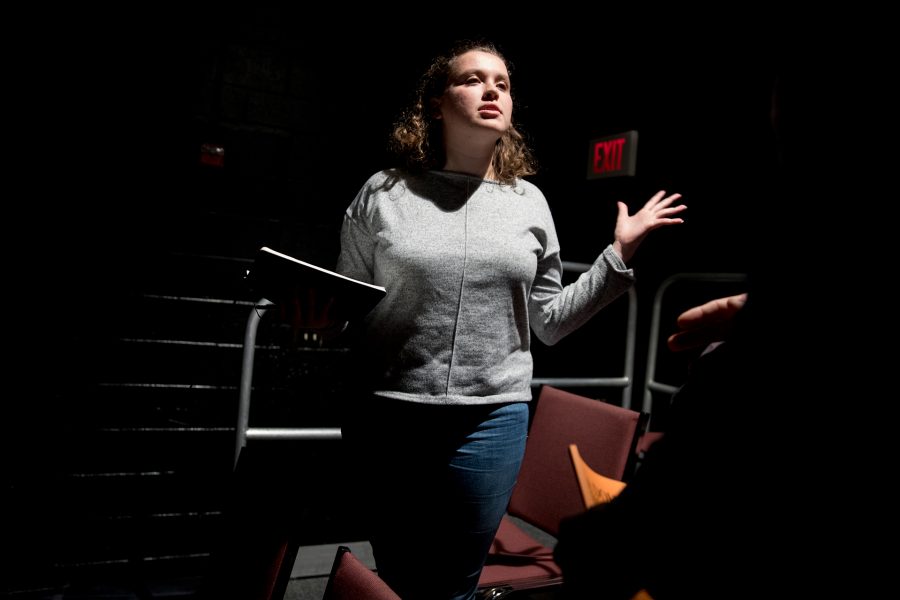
[586,130,638,179]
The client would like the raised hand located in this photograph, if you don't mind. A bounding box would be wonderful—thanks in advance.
[613,190,686,263]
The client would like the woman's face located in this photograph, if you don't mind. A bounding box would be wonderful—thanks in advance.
[437,50,513,143]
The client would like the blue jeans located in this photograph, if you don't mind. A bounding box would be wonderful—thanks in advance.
[341,398,529,600]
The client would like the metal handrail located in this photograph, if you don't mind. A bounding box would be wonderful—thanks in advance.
[234,260,639,466]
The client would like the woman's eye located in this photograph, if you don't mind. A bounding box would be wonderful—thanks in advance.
[466,77,481,85]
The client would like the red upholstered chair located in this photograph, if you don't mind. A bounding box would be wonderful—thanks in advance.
[477,385,644,598]
[322,546,401,600]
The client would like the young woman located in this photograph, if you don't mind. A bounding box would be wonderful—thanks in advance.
[335,40,686,600]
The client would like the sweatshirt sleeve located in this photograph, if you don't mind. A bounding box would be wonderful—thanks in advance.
[336,178,378,284]
[528,203,636,346]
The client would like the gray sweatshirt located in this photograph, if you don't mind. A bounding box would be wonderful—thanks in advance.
[337,169,635,405]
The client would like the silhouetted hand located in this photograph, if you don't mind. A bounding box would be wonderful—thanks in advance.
[666,293,748,352]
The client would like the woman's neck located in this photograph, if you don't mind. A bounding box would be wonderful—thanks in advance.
[443,142,496,181]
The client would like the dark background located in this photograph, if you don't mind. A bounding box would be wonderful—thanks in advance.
[12,14,783,460]
[21,11,782,375]
[23,11,781,272]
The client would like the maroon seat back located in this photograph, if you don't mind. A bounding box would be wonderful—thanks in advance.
[507,385,643,536]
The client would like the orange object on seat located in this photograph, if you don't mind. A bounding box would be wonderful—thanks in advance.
[569,443,627,509]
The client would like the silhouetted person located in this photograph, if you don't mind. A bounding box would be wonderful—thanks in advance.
[554,64,853,599]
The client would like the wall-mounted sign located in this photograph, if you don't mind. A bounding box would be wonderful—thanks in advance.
[200,143,225,168]
[586,130,638,179]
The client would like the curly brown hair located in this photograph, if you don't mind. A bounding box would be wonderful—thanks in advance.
[389,40,537,185]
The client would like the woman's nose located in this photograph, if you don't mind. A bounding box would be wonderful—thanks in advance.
[483,85,499,100]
